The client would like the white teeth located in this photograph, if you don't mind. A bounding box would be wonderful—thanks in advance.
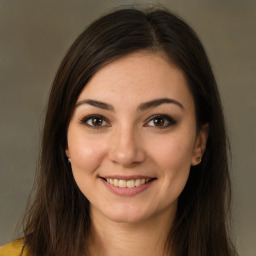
[119,180,127,188]
[106,178,151,188]
[127,180,135,188]
[135,179,141,187]
[114,179,119,186]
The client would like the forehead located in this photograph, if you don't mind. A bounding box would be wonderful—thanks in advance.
[77,51,194,110]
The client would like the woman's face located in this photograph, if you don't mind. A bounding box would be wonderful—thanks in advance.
[66,51,208,224]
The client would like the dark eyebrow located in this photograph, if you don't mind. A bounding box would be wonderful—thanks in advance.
[138,98,184,111]
[75,99,114,111]
[75,98,184,112]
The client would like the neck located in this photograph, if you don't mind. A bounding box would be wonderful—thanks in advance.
[88,207,175,256]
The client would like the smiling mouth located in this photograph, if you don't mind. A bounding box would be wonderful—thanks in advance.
[100,177,156,188]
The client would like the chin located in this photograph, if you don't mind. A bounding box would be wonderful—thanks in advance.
[108,213,147,224]
[102,205,154,224]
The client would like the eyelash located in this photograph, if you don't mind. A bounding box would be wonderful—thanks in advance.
[144,114,177,129]
[80,114,177,129]
[80,114,110,129]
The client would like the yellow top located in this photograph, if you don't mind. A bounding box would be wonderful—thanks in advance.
[0,239,30,256]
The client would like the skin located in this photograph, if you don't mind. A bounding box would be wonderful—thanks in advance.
[66,51,208,256]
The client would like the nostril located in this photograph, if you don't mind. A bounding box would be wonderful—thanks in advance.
[108,135,146,166]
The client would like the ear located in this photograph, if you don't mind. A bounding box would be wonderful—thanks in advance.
[65,148,71,158]
[191,124,209,166]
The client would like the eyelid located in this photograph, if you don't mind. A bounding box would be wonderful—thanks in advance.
[79,114,110,129]
[144,114,177,128]
[79,113,176,129]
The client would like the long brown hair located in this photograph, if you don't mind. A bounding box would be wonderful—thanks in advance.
[21,7,238,256]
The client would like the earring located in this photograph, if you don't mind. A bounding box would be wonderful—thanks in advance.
[196,157,201,163]
[68,158,71,163]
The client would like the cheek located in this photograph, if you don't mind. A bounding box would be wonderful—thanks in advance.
[68,135,107,199]
[149,134,194,204]
[67,133,107,174]
[149,133,195,171]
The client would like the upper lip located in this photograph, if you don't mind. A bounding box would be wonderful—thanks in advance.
[99,175,156,180]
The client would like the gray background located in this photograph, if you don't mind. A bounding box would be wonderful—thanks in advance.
[0,0,255,255]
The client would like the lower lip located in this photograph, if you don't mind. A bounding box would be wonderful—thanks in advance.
[100,178,156,196]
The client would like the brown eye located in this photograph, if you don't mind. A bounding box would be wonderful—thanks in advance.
[91,117,103,126]
[80,115,109,128]
[145,114,177,128]
[153,117,165,126]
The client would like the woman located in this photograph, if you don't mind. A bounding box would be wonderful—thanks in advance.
[0,7,238,256]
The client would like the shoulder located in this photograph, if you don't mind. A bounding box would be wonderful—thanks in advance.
[0,239,30,256]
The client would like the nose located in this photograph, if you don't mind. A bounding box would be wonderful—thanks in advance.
[108,126,146,167]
